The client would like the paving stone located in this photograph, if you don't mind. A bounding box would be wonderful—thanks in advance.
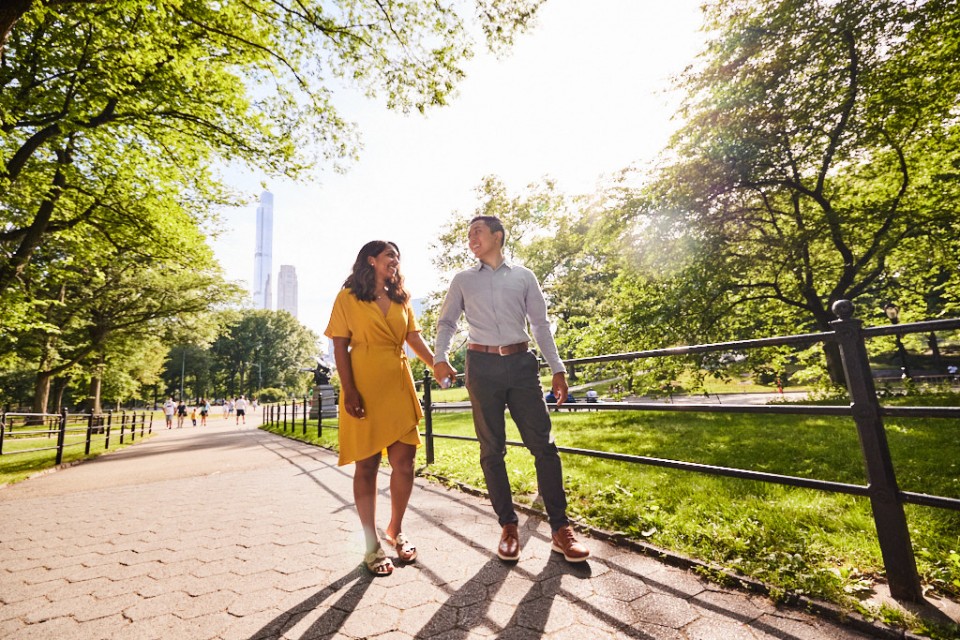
[514,594,578,633]
[691,588,766,623]
[0,577,67,605]
[0,595,51,623]
[683,615,758,639]
[456,598,518,635]
[750,612,876,640]
[6,614,80,640]
[121,590,192,621]
[397,601,457,637]
[631,591,701,629]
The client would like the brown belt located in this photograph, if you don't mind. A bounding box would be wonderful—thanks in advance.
[467,342,528,356]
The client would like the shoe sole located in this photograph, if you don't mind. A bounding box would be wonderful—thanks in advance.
[497,549,520,561]
[550,542,590,563]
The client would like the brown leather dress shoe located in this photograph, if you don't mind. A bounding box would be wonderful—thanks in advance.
[551,525,590,562]
[498,524,520,561]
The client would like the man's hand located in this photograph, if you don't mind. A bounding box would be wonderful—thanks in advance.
[552,372,568,406]
[434,361,458,387]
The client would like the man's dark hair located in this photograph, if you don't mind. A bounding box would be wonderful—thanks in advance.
[470,215,506,247]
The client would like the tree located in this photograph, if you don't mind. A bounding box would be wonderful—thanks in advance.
[209,309,320,398]
[643,0,960,382]
[2,220,234,413]
[1,0,544,300]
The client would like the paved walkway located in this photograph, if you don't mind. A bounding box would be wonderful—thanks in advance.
[0,414,888,639]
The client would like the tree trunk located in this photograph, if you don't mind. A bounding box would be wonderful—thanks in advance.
[0,0,31,52]
[927,332,943,372]
[89,374,102,414]
[823,342,846,387]
[0,156,67,295]
[32,371,52,414]
[54,376,69,413]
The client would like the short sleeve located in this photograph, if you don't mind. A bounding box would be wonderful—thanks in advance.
[405,302,420,334]
[324,289,353,339]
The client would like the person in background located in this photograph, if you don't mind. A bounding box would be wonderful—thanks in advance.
[176,400,187,428]
[235,395,247,425]
[190,405,198,427]
[433,215,590,564]
[325,240,436,577]
[163,397,176,429]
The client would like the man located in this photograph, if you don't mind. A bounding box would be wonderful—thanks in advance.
[235,395,247,425]
[433,215,590,563]
[163,397,176,429]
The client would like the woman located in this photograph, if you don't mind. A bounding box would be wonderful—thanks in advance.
[324,240,435,576]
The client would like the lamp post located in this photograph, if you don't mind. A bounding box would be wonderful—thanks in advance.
[883,303,912,380]
[180,347,185,401]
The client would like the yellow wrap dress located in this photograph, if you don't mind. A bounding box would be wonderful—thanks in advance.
[324,288,423,466]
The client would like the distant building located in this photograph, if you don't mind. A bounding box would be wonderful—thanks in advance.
[277,265,298,317]
[253,191,274,309]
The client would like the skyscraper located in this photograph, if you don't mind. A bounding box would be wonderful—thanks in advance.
[277,265,298,317]
[253,191,274,309]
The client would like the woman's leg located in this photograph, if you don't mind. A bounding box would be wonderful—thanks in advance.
[384,442,416,540]
[354,452,382,552]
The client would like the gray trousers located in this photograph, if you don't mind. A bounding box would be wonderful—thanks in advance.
[465,350,569,531]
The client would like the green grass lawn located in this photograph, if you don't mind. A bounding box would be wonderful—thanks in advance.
[0,414,158,485]
[262,401,960,636]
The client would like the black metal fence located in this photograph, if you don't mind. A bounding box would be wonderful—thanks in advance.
[262,395,339,438]
[0,410,154,464]
[418,300,960,603]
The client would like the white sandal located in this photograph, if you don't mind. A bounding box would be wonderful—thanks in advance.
[384,532,418,563]
[363,548,394,576]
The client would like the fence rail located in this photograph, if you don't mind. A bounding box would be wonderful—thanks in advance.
[1,410,154,465]
[415,301,959,603]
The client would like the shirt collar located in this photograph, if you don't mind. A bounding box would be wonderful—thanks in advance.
[473,257,514,272]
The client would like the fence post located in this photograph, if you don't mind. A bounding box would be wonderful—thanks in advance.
[55,408,68,465]
[105,411,112,449]
[283,402,288,431]
[120,410,126,444]
[302,397,308,435]
[0,412,5,455]
[830,300,923,602]
[317,389,323,438]
[85,411,94,455]
[423,371,434,465]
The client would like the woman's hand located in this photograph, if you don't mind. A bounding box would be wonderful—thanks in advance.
[342,386,365,419]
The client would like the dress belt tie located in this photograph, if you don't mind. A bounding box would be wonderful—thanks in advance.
[467,342,528,356]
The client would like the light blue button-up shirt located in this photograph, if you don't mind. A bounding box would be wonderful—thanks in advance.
[434,259,567,374]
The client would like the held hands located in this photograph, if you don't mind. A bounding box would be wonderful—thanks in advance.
[342,386,365,419]
[552,372,569,406]
[434,362,458,388]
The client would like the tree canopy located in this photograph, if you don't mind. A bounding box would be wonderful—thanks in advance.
[635,0,960,381]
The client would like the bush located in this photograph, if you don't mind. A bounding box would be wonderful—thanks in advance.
[257,387,286,403]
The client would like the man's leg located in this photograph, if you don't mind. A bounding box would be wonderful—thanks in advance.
[505,352,589,562]
[504,352,569,531]
[465,352,517,528]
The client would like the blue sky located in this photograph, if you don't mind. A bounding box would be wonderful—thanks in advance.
[212,0,707,340]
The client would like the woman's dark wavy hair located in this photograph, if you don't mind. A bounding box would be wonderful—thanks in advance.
[343,240,410,303]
